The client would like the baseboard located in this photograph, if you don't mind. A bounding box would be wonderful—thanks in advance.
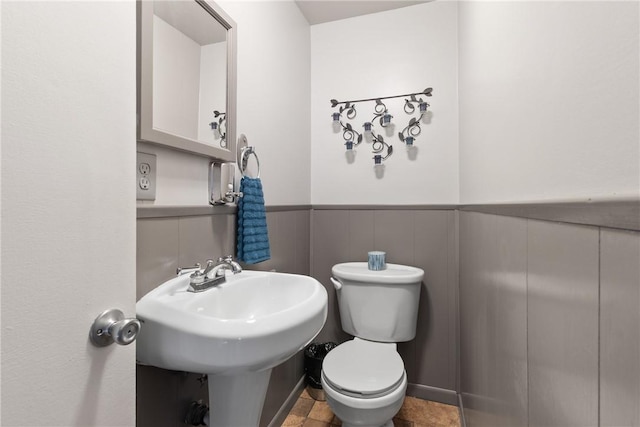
[267,376,306,427]
[458,393,467,427]
[406,383,458,406]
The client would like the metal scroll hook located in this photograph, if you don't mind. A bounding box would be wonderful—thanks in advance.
[90,308,141,347]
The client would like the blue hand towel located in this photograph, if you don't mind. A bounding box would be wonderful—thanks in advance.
[237,177,271,264]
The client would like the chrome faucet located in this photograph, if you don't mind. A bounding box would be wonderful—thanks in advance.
[186,256,242,293]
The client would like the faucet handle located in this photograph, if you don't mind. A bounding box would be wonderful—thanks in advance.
[202,259,216,277]
[177,263,201,276]
[190,260,214,283]
[218,255,234,263]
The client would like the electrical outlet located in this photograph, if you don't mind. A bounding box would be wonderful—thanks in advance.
[139,177,150,190]
[137,152,156,200]
[139,163,151,175]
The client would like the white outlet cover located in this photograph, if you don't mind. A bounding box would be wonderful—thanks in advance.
[137,152,156,200]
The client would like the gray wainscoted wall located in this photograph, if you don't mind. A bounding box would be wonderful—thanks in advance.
[136,207,310,427]
[459,211,640,427]
[136,204,640,427]
[311,207,460,404]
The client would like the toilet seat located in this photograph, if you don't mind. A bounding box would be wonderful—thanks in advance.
[322,339,405,399]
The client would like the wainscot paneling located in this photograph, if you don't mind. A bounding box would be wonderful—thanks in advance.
[136,202,640,427]
[600,229,640,427]
[459,211,640,427]
[459,212,528,427]
[527,220,599,427]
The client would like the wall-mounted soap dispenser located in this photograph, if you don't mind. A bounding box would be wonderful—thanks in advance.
[209,162,242,205]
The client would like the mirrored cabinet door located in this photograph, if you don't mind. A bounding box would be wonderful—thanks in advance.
[137,0,237,161]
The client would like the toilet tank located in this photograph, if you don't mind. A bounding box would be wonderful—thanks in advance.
[331,262,424,342]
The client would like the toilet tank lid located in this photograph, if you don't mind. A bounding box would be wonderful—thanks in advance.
[332,262,424,284]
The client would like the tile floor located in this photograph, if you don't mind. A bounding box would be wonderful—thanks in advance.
[282,389,461,427]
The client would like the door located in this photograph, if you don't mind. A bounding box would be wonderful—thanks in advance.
[1,1,137,425]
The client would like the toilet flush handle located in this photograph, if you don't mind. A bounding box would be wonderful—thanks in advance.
[330,277,342,290]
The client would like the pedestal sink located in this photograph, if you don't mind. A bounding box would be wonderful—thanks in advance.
[136,270,328,427]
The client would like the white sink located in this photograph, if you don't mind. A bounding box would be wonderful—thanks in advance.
[136,270,328,426]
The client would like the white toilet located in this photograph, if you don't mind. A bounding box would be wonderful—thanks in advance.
[321,262,424,427]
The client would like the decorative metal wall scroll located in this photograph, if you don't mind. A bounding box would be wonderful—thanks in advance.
[210,110,227,148]
[330,87,432,164]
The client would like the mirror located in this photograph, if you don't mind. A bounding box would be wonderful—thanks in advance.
[137,0,237,160]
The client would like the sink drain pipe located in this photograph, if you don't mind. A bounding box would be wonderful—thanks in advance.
[185,401,210,426]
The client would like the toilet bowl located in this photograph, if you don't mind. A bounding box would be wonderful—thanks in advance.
[323,262,424,427]
[321,338,407,427]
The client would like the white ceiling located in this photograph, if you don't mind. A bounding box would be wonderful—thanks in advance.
[295,0,431,25]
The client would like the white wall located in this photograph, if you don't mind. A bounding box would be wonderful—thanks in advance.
[154,17,226,147]
[459,1,640,204]
[138,142,211,205]
[140,0,639,207]
[144,0,311,206]
[310,2,459,205]
[198,41,227,144]
[0,0,3,420]
[2,1,136,425]
[153,15,201,140]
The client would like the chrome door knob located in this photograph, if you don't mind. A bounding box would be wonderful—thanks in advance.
[90,308,141,347]
[109,317,141,345]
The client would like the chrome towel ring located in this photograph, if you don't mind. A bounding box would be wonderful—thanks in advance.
[238,135,260,178]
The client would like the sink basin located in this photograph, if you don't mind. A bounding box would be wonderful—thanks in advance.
[136,269,327,427]
[136,270,328,374]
